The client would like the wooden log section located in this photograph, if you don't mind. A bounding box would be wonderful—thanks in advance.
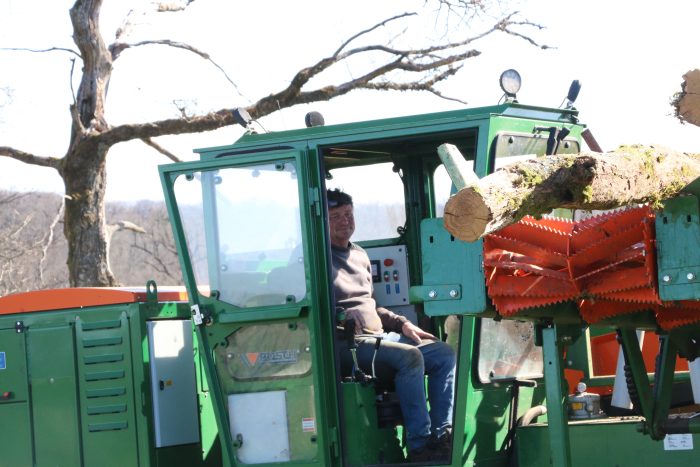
[441,144,700,242]
[673,68,700,127]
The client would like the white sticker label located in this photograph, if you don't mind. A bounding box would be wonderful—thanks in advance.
[664,433,693,451]
[302,417,316,433]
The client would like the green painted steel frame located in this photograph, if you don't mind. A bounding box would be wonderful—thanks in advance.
[159,149,340,466]
[159,101,587,467]
[542,325,572,467]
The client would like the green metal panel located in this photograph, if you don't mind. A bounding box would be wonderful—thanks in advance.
[656,195,700,301]
[213,322,319,462]
[517,418,700,466]
[75,310,140,467]
[0,327,29,402]
[0,329,32,467]
[28,325,81,466]
[0,402,33,467]
[492,131,580,159]
[417,218,486,316]
[340,383,405,466]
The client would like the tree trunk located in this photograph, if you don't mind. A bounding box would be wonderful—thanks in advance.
[61,0,115,287]
[61,141,115,287]
[443,144,700,242]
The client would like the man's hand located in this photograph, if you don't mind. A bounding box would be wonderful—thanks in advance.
[401,321,437,345]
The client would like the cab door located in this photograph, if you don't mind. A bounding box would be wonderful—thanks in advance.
[160,149,338,467]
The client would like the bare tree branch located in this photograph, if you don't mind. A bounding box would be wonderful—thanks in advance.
[91,11,546,144]
[156,0,197,12]
[496,18,550,49]
[107,220,147,236]
[333,12,417,56]
[108,39,243,96]
[0,46,81,58]
[39,197,65,286]
[0,191,29,205]
[98,108,234,143]
[141,137,184,163]
[131,243,179,282]
[247,12,546,117]
[8,214,32,240]
[2,0,548,287]
[0,147,62,169]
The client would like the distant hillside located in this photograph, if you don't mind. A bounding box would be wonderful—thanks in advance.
[0,190,181,295]
[0,189,406,296]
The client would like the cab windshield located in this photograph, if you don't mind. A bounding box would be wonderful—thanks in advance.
[172,161,306,307]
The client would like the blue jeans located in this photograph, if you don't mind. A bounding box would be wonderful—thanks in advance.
[344,333,456,451]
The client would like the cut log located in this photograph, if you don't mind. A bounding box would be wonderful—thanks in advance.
[673,68,700,127]
[442,144,700,242]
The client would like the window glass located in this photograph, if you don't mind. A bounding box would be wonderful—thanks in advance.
[478,319,543,383]
[433,164,452,217]
[173,161,306,307]
[326,163,405,241]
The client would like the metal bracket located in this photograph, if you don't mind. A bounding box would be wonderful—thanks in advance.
[15,321,24,333]
[409,284,462,303]
[146,280,158,305]
[191,304,203,326]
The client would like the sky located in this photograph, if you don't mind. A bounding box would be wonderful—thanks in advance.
[0,0,699,202]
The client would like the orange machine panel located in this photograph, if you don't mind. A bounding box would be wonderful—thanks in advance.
[0,287,188,315]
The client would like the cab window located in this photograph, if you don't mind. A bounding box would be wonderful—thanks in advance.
[478,319,543,383]
[173,162,307,308]
[326,162,405,241]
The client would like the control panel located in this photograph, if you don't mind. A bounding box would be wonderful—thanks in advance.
[366,245,410,308]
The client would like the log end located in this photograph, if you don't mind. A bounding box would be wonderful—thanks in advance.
[674,69,700,127]
[443,188,490,242]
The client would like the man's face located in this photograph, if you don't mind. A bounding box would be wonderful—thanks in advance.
[329,204,355,247]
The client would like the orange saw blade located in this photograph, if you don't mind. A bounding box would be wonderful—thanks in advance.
[569,224,645,269]
[579,299,654,324]
[488,274,578,298]
[571,207,651,253]
[656,304,700,330]
[583,266,655,295]
[496,219,571,254]
[592,287,661,304]
[492,296,573,317]
[485,235,568,268]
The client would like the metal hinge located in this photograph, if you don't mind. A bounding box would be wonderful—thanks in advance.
[328,426,340,458]
[310,187,321,216]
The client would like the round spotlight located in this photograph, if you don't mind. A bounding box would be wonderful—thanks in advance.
[305,111,325,128]
[499,69,522,97]
[232,107,252,127]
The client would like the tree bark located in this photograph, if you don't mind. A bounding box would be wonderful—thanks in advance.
[443,145,700,242]
[61,140,114,286]
[55,0,117,286]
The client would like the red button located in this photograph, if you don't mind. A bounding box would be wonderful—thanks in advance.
[383,259,394,266]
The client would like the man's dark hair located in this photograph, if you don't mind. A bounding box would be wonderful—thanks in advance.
[327,188,353,208]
